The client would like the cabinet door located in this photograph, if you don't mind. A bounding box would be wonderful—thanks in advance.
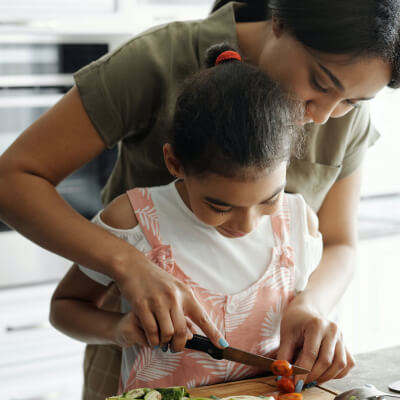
[0,353,84,399]
[0,283,86,399]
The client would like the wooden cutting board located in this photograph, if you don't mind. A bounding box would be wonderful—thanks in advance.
[189,376,338,400]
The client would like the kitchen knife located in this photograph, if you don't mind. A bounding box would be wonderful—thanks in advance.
[185,334,310,375]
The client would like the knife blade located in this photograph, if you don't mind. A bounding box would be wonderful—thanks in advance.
[185,334,309,375]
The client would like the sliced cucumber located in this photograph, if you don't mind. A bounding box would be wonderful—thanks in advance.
[126,389,147,398]
[144,390,163,400]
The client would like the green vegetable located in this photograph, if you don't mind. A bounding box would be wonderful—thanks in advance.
[144,390,162,400]
[106,386,190,400]
[126,389,147,399]
[155,386,189,400]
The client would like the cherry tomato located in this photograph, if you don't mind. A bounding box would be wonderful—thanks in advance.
[276,376,295,393]
[271,360,294,377]
[277,393,303,400]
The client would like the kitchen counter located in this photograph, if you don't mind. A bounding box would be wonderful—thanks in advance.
[323,345,400,394]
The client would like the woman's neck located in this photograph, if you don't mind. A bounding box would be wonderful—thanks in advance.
[236,20,272,66]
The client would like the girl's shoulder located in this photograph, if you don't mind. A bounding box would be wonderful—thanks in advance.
[100,193,138,230]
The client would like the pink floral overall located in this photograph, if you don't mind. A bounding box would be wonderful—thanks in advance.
[120,188,295,391]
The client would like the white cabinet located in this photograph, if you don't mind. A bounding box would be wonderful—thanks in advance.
[0,283,85,400]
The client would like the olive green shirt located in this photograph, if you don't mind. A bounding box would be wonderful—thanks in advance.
[74,2,379,212]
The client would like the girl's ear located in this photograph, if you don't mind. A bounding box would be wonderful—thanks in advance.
[271,16,284,38]
[163,143,185,179]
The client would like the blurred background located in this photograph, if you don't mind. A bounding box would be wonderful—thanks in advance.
[0,1,399,399]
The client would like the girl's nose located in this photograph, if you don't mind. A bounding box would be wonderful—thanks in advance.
[235,209,259,234]
[306,100,336,125]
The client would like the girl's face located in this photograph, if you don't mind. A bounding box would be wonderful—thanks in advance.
[176,162,287,238]
[253,21,392,125]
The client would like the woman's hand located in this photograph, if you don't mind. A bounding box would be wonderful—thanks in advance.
[113,251,226,353]
[277,298,355,385]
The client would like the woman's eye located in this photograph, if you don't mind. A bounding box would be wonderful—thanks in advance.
[311,75,329,93]
[208,204,232,214]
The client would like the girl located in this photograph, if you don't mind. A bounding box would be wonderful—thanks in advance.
[0,1,398,397]
[50,45,330,393]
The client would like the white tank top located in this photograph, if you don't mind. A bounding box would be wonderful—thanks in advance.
[81,181,322,294]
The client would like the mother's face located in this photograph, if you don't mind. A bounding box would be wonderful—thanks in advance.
[257,22,392,125]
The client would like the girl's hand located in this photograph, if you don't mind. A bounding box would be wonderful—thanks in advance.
[276,298,355,385]
[114,312,196,350]
[114,253,227,352]
[114,312,148,348]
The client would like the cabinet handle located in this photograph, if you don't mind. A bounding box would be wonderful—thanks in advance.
[6,322,48,332]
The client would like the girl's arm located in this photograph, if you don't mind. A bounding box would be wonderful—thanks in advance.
[51,264,121,345]
[278,167,361,384]
[0,87,225,351]
[50,264,149,347]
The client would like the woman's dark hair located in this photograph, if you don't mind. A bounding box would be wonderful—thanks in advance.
[172,43,304,179]
[211,0,400,88]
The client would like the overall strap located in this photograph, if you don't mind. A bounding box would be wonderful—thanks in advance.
[270,193,294,270]
[126,188,163,249]
[271,193,291,246]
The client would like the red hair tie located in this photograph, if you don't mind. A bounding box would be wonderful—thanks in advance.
[215,50,242,65]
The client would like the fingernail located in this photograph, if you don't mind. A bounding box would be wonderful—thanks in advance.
[161,345,168,352]
[304,381,317,389]
[219,337,229,348]
[276,376,282,381]
[295,380,304,392]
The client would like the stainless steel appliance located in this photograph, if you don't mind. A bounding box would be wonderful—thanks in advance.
[0,32,128,230]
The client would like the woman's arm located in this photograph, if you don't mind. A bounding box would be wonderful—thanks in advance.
[0,87,225,351]
[277,167,361,384]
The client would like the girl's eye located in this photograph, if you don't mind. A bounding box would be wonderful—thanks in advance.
[311,75,329,93]
[208,204,232,214]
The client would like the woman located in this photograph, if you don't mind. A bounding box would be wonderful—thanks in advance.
[0,0,398,399]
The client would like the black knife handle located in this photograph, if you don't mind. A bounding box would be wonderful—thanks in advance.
[185,334,224,360]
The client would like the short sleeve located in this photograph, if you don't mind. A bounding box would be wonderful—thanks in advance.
[287,102,380,212]
[79,210,151,286]
[338,102,380,179]
[74,22,200,148]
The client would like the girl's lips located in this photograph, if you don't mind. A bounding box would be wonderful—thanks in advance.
[219,226,247,238]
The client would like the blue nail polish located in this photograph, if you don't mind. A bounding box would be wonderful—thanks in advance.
[304,381,317,389]
[295,380,304,392]
[276,376,282,381]
[161,345,168,352]
[219,337,229,348]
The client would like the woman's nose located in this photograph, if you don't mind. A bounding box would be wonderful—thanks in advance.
[306,100,337,125]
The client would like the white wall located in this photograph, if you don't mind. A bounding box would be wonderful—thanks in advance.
[362,88,400,196]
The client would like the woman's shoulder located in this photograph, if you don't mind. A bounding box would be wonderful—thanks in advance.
[100,193,138,230]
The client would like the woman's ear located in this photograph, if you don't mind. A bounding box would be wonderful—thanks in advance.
[163,143,185,179]
[271,16,284,38]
